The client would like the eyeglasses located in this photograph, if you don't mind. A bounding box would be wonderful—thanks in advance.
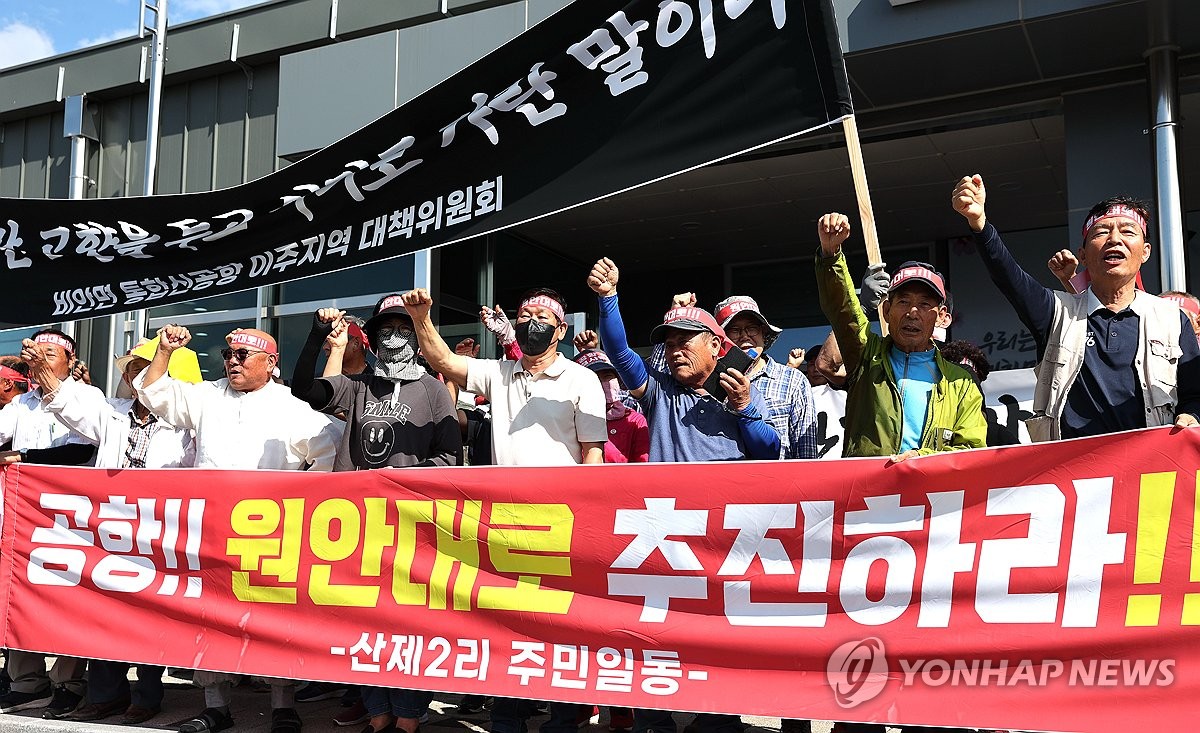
[221,348,269,362]
[725,324,763,339]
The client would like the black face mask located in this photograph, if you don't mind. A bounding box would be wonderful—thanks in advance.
[515,320,557,356]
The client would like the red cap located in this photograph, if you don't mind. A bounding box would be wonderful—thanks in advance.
[889,262,947,302]
[650,306,726,344]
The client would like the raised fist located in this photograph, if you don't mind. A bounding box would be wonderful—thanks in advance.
[158,325,191,353]
[573,329,599,352]
[951,174,987,232]
[817,213,852,256]
[402,289,434,320]
[587,257,619,296]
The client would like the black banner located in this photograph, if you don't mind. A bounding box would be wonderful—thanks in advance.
[0,0,851,326]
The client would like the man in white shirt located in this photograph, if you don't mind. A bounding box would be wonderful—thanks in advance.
[403,286,605,733]
[404,287,606,467]
[136,325,341,733]
[0,330,95,718]
[36,336,200,725]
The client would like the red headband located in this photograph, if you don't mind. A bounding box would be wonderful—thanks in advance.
[1082,206,1147,240]
[34,333,74,354]
[347,323,370,348]
[519,295,566,323]
[1162,293,1200,317]
[228,332,277,354]
[0,365,28,384]
[715,297,761,325]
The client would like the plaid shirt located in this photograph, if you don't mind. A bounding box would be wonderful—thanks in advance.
[648,345,816,459]
[749,355,817,459]
[123,409,161,468]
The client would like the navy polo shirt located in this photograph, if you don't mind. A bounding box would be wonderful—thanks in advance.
[972,222,1200,438]
[1061,294,1143,438]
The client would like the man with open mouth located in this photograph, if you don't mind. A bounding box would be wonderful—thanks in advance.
[952,174,1200,441]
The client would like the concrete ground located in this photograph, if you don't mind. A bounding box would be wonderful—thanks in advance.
[0,663,908,733]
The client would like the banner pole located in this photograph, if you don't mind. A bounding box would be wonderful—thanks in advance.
[841,114,888,334]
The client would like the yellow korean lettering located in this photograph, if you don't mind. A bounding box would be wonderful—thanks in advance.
[393,500,435,605]
[429,499,481,611]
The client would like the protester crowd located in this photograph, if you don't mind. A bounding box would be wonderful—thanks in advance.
[0,176,1196,733]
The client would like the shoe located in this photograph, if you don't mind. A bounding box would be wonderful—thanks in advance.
[66,697,130,721]
[358,724,397,733]
[608,707,634,731]
[0,688,52,713]
[576,705,600,727]
[456,695,491,715]
[40,684,84,719]
[120,704,161,725]
[179,706,235,733]
[335,699,370,727]
[297,681,350,702]
[272,706,304,733]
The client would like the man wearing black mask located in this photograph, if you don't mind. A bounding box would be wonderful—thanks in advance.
[403,286,606,733]
[403,286,606,466]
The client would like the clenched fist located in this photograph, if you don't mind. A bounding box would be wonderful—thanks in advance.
[951,174,987,232]
[588,258,620,296]
[817,213,852,256]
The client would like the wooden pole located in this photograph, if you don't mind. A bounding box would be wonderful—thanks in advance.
[841,114,887,333]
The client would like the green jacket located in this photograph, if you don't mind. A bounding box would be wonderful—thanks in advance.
[815,249,987,458]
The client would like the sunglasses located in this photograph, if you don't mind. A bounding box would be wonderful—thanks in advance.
[221,348,270,362]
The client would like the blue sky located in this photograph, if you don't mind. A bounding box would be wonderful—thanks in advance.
[0,0,263,70]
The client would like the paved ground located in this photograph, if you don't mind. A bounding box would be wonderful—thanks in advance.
[0,663,899,733]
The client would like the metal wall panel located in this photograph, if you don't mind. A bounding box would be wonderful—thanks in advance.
[20,115,51,199]
[245,63,280,182]
[127,94,150,196]
[99,98,132,198]
[0,119,26,197]
[527,0,574,27]
[47,110,70,199]
[214,72,250,190]
[394,3,526,108]
[276,32,399,158]
[156,85,189,195]
[337,0,444,36]
[183,77,219,193]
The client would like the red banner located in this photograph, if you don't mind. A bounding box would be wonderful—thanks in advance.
[2,428,1198,732]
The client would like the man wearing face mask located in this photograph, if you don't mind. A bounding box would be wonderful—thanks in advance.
[402,286,605,733]
[291,297,461,472]
[402,287,606,467]
[575,349,649,463]
[290,297,460,733]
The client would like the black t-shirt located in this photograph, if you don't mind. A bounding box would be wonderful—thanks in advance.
[319,373,462,471]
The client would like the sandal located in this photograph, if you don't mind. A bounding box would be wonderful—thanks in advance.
[179,707,234,733]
